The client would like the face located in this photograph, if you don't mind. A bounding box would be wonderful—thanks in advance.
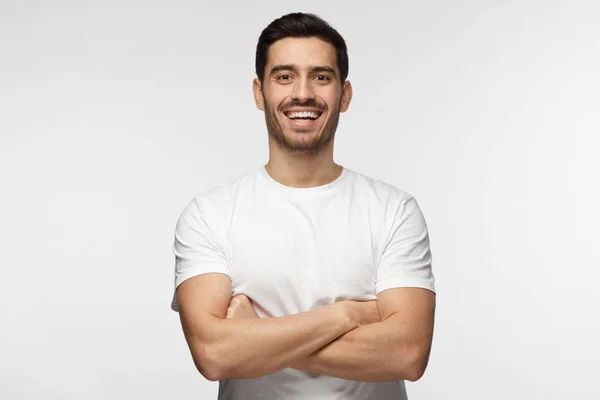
[253,37,352,157]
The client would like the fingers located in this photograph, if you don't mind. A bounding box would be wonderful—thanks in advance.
[236,294,250,302]
[227,294,255,320]
[231,294,250,304]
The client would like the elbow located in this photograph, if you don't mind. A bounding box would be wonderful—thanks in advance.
[192,343,231,382]
[403,365,426,382]
[201,368,223,382]
[395,345,431,382]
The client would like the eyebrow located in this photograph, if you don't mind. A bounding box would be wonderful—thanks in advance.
[269,64,337,76]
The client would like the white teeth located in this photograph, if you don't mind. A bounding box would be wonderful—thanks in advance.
[287,111,320,119]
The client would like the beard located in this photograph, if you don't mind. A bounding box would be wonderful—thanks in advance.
[264,97,341,158]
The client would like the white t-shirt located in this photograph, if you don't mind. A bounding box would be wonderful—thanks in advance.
[171,165,435,400]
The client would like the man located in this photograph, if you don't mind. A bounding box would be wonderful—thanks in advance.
[171,12,436,400]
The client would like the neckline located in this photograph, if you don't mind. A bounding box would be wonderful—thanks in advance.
[260,165,348,194]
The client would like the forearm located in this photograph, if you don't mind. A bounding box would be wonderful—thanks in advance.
[290,315,424,382]
[194,302,354,380]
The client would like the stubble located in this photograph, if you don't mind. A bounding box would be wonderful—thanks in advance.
[263,97,341,158]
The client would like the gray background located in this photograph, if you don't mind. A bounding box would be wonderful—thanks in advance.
[1,0,599,399]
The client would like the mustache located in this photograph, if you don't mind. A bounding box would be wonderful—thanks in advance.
[280,99,325,111]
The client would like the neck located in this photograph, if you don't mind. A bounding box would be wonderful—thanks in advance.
[265,142,342,188]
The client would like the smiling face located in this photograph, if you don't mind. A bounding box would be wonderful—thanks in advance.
[253,37,352,157]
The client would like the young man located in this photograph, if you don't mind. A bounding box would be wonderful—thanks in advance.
[171,12,436,400]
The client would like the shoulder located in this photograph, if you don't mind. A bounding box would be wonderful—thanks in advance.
[181,168,262,219]
[345,167,415,209]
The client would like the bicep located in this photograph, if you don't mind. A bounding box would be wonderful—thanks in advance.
[176,272,232,378]
[376,287,435,380]
[177,272,232,340]
[377,287,435,346]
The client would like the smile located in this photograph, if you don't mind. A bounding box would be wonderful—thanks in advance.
[283,110,323,122]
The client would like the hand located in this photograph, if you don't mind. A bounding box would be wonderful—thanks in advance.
[226,294,259,319]
[344,300,380,328]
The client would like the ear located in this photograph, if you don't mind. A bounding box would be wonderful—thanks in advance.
[340,80,353,113]
[253,78,265,111]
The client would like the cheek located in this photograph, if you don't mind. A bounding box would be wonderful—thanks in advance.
[264,90,287,110]
[320,90,343,109]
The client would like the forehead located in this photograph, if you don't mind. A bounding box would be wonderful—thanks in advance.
[266,37,338,71]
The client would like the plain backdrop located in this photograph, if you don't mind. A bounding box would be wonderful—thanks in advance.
[1,0,599,399]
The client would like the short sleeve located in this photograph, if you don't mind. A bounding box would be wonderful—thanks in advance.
[376,197,435,295]
[170,198,231,312]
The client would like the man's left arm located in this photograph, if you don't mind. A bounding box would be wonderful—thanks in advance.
[290,196,436,382]
[289,287,435,382]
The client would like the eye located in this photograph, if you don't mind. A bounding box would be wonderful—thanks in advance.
[315,75,331,82]
[277,74,292,81]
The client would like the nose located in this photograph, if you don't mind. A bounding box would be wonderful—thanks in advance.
[291,77,315,102]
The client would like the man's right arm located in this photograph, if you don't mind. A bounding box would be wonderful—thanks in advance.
[177,272,377,381]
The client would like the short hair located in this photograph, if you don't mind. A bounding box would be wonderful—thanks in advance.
[255,12,349,83]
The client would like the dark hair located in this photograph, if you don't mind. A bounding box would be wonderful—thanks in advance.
[255,13,349,83]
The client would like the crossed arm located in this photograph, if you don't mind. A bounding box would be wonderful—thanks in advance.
[289,287,435,382]
[176,273,435,382]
